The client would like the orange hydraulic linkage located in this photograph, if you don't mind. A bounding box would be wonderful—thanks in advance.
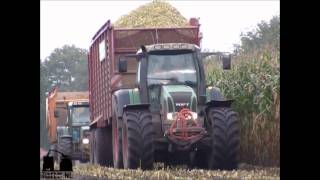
[167,108,201,141]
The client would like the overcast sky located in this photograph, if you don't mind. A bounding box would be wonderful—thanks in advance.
[40,0,279,60]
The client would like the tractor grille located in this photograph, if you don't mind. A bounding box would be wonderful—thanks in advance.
[169,92,192,112]
[72,127,80,143]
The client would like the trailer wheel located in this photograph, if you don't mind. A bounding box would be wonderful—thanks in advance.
[207,107,239,170]
[90,128,96,164]
[80,157,89,163]
[95,127,113,166]
[112,110,123,168]
[122,111,154,169]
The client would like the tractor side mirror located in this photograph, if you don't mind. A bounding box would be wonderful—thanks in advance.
[54,110,60,118]
[221,54,231,70]
[118,57,127,72]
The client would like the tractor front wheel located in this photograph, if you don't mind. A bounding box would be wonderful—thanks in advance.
[58,136,72,157]
[95,127,113,166]
[122,111,154,170]
[207,107,240,170]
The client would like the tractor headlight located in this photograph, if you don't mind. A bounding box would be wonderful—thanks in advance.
[191,112,198,120]
[82,138,89,144]
[166,112,179,120]
[166,113,174,120]
[166,112,197,120]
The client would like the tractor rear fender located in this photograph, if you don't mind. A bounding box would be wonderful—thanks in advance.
[199,100,234,118]
[206,100,234,108]
[113,89,142,119]
[203,87,234,116]
[123,104,150,112]
[205,86,234,108]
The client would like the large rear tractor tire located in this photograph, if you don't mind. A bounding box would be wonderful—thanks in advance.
[122,111,154,170]
[95,127,113,166]
[58,136,72,164]
[51,143,58,162]
[58,136,72,157]
[112,110,124,168]
[207,107,240,170]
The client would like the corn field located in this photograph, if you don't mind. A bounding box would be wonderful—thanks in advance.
[205,45,280,166]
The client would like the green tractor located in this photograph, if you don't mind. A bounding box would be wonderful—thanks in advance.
[54,94,91,163]
[112,43,239,170]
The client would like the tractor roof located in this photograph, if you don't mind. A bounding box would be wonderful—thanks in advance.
[56,91,89,103]
[137,43,200,54]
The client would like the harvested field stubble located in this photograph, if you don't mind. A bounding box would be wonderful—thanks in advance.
[73,163,280,180]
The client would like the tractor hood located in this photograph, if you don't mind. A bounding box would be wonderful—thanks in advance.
[161,85,197,113]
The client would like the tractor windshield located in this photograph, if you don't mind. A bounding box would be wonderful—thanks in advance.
[72,107,90,125]
[147,52,197,85]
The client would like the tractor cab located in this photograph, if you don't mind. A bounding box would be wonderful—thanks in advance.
[133,43,206,147]
[66,101,90,161]
[141,44,201,114]
[67,101,90,126]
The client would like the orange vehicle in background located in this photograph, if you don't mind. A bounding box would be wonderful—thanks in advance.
[46,87,90,162]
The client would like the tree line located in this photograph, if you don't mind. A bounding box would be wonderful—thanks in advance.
[40,45,88,149]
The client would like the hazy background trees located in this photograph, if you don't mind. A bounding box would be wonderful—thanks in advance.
[234,15,279,54]
[40,45,88,149]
